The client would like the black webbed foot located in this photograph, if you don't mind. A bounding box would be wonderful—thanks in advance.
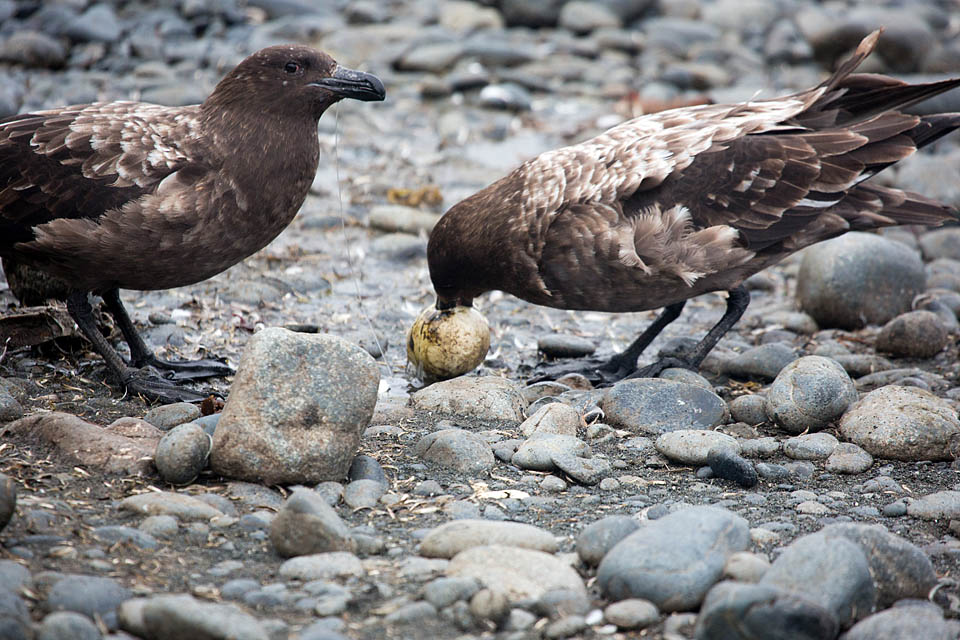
[527,353,637,386]
[136,354,235,382]
[120,367,222,404]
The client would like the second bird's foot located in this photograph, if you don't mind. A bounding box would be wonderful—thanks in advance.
[134,355,235,382]
[527,355,637,387]
[120,367,222,404]
[627,356,697,380]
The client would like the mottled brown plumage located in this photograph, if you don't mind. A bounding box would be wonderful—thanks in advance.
[0,45,385,402]
[427,31,960,382]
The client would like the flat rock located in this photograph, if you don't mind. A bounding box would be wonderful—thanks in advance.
[143,402,201,430]
[410,376,527,422]
[140,593,267,640]
[655,430,740,465]
[446,544,586,601]
[278,552,364,581]
[37,610,101,640]
[269,489,356,558]
[537,334,596,358]
[1,412,159,475]
[839,385,960,461]
[420,520,557,558]
[414,428,495,472]
[765,356,858,434]
[603,598,658,630]
[367,205,441,234]
[602,379,727,434]
[211,328,379,485]
[796,232,925,329]
[46,575,132,625]
[597,506,750,611]
[119,491,224,521]
[552,451,611,485]
[760,532,875,628]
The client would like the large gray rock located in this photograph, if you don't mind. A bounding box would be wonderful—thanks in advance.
[414,429,495,472]
[765,356,858,434]
[761,533,875,628]
[841,601,960,640]
[839,385,960,461]
[875,311,949,359]
[269,489,356,558]
[796,233,925,330]
[211,328,379,485]
[602,379,727,434]
[597,506,750,611]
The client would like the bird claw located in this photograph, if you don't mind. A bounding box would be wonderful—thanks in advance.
[120,368,222,404]
[137,356,235,382]
[527,355,636,387]
[628,356,696,380]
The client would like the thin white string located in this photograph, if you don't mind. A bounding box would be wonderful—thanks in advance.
[332,106,389,372]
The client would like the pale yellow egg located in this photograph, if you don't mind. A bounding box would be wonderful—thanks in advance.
[406,304,490,381]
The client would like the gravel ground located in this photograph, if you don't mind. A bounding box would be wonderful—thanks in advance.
[2,1,960,639]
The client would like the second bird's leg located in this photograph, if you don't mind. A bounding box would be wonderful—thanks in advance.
[629,285,750,379]
[528,300,687,385]
[66,291,212,403]
[102,289,234,381]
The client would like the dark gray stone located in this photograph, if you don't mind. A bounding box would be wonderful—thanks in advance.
[761,533,875,628]
[875,311,949,359]
[602,379,727,434]
[765,356,858,435]
[597,506,749,611]
[841,600,960,640]
[422,576,481,609]
[0,474,15,533]
[576,516,641,567]
[46,575,132,628]
[727,394,768,426]
[537,334,597,358]
[38,610,102,640]
[143,402,201,430]
[783,433,839,460]
[92,526,159,550]
[707,448,758,488]
[723,344,797,381]
[141,593,268,640]
[695,581,839,640]
[414,429,495,472]
[342,479,385,510]
[348,455,388,486]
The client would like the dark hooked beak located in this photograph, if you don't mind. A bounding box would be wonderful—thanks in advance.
[310,65,385,102]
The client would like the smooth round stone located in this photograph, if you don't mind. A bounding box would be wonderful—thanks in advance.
[140,593,267,640]
[603,598,658,629]
[796,232,926,329]
[0,385,24,422]
[46,575,132,626]
[540,475,567,493]
[875,310,949,359]
[839,385,960,461]
[576,515,641,567]
[154,423,211,485]
[414,429,495,473]
[447,545,587,602]
[478,83,532,110]
[413,480,442,497]
[728,394,768,425]
[906,490,960,521]
[38,610,101,640]
[825,443,873,474]
[143,402,201,430]
[348,455,388,486]
[369,232,425,261]
[707,448,758,488]
[269,488,356,558]
[537,334,597,358]
[723,343,797,381]
[920,227,960,261]
[553,452,611,485]
[655,430,740,466]
[783,432,839,460]
[521,381,573,405]
[602,379,727,434]
[314,482,343,506]
[659,368,713,390]
[765,356,858,435]
[0,473,16,532]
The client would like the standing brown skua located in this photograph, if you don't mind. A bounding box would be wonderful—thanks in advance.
[419,31,960,384]
[0,45,385,402]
